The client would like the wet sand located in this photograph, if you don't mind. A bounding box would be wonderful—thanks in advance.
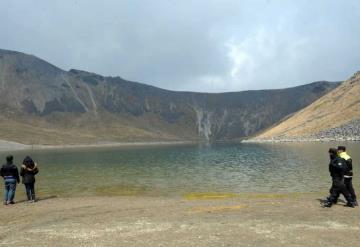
[0,193,359,247]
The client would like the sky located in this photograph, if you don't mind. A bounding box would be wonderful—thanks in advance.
[1,0,360,92]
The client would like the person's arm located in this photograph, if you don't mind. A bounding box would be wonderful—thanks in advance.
[20,165,26,176]
[348,159,353,171]
[33,163,39,175]
[329,159,337,172]
[15,168,20,183]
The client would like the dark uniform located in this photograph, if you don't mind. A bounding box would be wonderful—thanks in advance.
[339,151,357,205]
[324,151,355,207]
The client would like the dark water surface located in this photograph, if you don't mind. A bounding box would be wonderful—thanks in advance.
[1,142,359,198]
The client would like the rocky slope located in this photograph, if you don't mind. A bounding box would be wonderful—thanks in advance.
[251,71,360,141]
[0,49,339,145]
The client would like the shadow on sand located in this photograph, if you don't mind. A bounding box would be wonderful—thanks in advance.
[16,195,58,204]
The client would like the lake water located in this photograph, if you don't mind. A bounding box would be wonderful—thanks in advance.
[1,142,359,198]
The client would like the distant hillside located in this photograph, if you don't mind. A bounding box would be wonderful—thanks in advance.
[0,49,339,145]
[252,71,360,141]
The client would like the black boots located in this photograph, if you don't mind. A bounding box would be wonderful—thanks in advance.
[345,202,356,208]
[323,200,356,208]
[322,200,333,208]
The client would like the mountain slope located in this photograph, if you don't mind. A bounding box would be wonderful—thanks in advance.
[252,71,360,141]
[0,49,339,145]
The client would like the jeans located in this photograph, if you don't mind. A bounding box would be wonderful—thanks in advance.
[24,183,35,201]
[4,178,17,203]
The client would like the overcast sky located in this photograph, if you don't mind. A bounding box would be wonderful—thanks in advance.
[1,0,360,92]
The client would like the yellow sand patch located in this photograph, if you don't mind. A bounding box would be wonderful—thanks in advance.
[184,192,238,200]
[237,192,303,199]
[190,204,248,213]
[184,192,302,200]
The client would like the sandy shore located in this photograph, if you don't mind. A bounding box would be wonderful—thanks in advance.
[0,139,195,152]
[31,141,195,150]
[0,140,30,151]
[0,193,359,247]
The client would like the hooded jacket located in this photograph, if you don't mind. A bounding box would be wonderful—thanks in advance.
[20,164,39,184]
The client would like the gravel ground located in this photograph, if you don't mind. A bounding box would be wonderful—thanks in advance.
[0,194,359,247]
[310,119,360,141]
[246,119,360,143]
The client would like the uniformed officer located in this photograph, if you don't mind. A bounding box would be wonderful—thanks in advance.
[338,146,358,206]
[323,148,355,208]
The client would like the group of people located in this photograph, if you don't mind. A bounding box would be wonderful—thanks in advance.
[0,155,39,205]
[323,146,357,208]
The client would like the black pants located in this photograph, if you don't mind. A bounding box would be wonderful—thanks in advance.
[24,183,35,201]
[345,177,357,201]
[328,177,353,203]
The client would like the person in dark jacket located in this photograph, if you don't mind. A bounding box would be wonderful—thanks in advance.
[323,148,355,208]
[0,155,20,205]
[20,156,39,202]
[337,146,357,206]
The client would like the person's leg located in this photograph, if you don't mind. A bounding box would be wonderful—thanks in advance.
[24,183,31,201]
[324,180,340,207]
[340,185,355,207]
[324,178,353,207]
[345,178,357,205]
[4,180,10,204]
[328,187,340,203]
[8,179,17,203]
[30,183,35,202]
[334,192,340,203]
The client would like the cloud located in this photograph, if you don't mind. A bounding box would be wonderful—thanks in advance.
[0,0,359,92]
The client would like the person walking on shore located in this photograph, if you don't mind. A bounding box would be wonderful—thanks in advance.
[0,155,20,205]
[323,148,355,208]
[20,156,39,203]
[338,146,358,206]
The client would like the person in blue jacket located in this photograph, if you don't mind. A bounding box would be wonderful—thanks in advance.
[0,155,20,205]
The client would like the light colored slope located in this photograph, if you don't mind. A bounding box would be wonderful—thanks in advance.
[0,112,184,145]
[256,71,360,139]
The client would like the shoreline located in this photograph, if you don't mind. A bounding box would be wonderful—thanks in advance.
[1,137,360,152]
[242,137,360,143]
[0,139,196,152]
